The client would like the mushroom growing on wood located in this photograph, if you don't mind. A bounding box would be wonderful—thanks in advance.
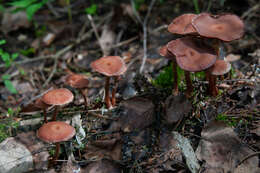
[42,88,74,121]
[37,121,75,162]
[65,74,89,108]
[159,45,179,95]
[208,59,231,96]
[90,56,127,109]
[167,37,217,97]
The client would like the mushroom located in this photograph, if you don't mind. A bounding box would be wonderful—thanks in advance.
[42,88,74,121]
[65,74,89,108]
[168,13,198,35]
[167,36,217,97]
[37,121,75,162]
[208,59,231,96]
[159,45,179,95]
[192,13,244,42]
[90,56,127,109]
[34,98,50,123]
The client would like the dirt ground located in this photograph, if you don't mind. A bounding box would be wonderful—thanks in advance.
[0,0,259,172]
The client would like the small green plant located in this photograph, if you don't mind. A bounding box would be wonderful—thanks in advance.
[0,108,20,142]
[8,0,50,21]
[192,0,200,14]
[85,4,97,15]
[2,75,18,94]
[216,113,238,127]
[0,40,18,68]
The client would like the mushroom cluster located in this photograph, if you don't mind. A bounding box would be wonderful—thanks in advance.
[160,13,244,97]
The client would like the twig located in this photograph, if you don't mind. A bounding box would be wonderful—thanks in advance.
[46,2,60,18]
[131,0,157,73]
[241,3,260,19]
[87,111,115,120]
[236,152,260,167]
[87,14,106,56]
[43,44,73,87]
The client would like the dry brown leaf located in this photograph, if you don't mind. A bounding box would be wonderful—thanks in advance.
[196,121,260,173]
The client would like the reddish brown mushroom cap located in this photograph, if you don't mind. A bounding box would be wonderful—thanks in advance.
[90,56,127,76]
[35,98,50,109]
[65,74,89,89]
[192,13,244,41]
[159,45,175,59]
[167,37,217,72]
[168,14,197,35]
[211,60,231,75]
[42,88,74,106]
[37,121,75,143]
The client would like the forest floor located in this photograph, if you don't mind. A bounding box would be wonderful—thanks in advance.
[0,0,259,173]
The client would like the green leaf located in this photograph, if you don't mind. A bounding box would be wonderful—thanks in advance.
[9,0,37,8]
[3,79,17,94]
[0,40,6,45]
[26,3,43,20]
[2,74,10,80]
[85,4,97,15]
[11,53,19,60]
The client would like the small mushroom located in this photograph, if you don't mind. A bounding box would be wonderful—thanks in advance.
[159,45,179,95]
[168,13,197,35]
[65,74,89,108]
[34,98,50,123]
[42,88,74,121]
[167,37,217,97]
[192,13,244,42]
[209,59,231,96]
[37,121,75,162]
[91,56,127,109]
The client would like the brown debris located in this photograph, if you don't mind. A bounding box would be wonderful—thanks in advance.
[196,121,259,173]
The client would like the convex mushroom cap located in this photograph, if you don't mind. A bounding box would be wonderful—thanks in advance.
[90,56,127,76]
[159,45,175,59]
[192,13,244,41]
[167,37,217,72]
[168,13,197,35]
[37,121,75,143]
[66,74,89,89]
[42,88,74,106]
[35,98,50,109]
[211,59,231,75]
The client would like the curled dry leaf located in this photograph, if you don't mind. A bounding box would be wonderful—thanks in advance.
[82,159,121,173]
[164,94,192,124]
[196,121,260,173]
[84,134,122,161]
[108,96,155,132]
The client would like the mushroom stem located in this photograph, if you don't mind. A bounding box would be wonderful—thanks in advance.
[80,89,88,108]
[105,76,112,109]
[52,106,60,121]
[111,76,120,106]
[53,142,60,162]
[172,60,178,95]
[43,109,47,123]
[184,71,193,98]
[210,75,218,96]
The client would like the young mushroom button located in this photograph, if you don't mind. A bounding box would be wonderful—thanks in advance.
[42,88,74,121]
[209,59,231,96]
[91,56,127,109]
[37,121,75,162]
[65,74,89,108]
